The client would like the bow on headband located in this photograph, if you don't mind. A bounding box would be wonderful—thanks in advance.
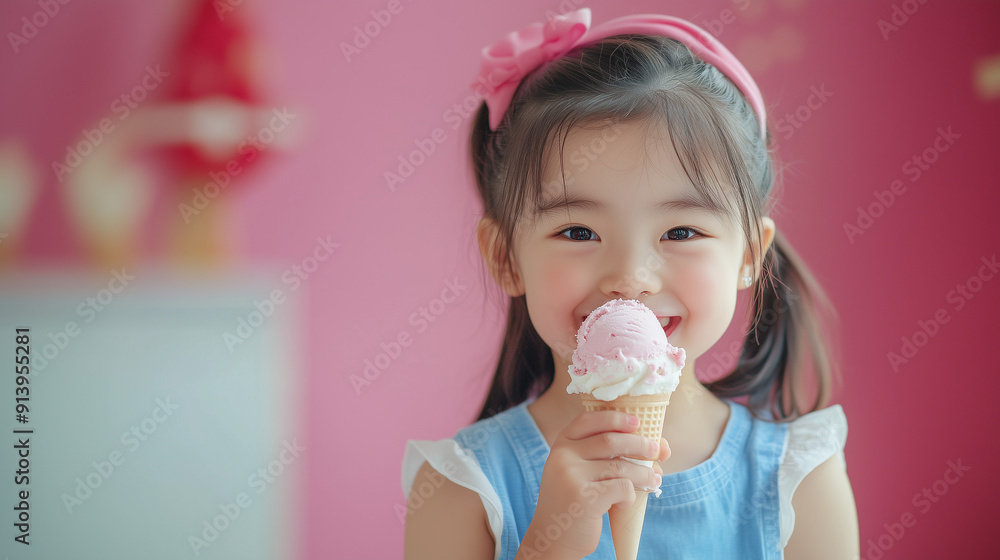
[472,8,766,138]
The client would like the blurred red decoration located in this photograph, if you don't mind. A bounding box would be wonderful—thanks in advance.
[160,0,269,181]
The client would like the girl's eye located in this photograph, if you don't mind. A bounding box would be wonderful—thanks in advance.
[663,227,699,241]
[559,226,599,241]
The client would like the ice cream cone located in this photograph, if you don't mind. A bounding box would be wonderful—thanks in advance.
[609,491,648,560]
[580,392,671,560]
[568,300,683,559]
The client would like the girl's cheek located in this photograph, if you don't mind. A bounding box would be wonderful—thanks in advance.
[543,260,587,291]
[675,258,739,344]
[529,257,589,328]
[528,250,587,291]
[674,254,726,294]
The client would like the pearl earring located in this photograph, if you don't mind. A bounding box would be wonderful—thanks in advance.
[742,276,752,287]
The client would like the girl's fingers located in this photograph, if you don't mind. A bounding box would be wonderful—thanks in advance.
[562,410,639,441]
[575,431,660,462]
[658,437,671,461]
[584,478,637,512]
[589,458,661,491]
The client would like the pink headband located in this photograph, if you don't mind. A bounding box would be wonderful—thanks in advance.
[472,8,767,138]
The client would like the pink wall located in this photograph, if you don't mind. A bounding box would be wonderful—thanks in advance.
[2,0,998,558]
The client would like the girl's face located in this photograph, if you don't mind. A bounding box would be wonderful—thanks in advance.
[508,119,765,376]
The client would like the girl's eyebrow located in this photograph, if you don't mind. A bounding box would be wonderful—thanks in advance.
[534,195,606,218]
[534,193,726,218]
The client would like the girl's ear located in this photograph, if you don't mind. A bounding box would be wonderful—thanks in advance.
[739,217,776,290]
[477,217,525,297]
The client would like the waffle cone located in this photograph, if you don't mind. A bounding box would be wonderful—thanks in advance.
[579,392,671,560]
[608,492,648,560]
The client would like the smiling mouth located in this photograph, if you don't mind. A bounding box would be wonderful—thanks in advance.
[659,316,680,339]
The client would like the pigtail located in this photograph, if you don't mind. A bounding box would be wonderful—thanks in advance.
[475,296,554,421]
[705,232,836,421]
[471,101,556,421]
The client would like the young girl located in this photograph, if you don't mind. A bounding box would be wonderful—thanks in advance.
[402,8,858,559]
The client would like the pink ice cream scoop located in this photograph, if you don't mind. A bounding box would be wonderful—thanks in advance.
[566,299,685,401]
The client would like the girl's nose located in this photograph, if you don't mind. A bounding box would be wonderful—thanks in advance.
[599,247,663,299]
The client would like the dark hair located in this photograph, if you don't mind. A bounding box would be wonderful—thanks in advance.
[470,35,836,422]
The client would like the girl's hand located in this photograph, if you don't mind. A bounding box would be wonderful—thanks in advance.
[516,411,670,560]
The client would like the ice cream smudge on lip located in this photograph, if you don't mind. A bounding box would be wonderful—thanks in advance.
[566,299,685,401]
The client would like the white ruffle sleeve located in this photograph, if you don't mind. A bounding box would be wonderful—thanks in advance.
[777,405,849,549]
[401,439,505,560]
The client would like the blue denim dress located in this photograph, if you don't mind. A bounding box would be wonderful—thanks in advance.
[452,398,788,559]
